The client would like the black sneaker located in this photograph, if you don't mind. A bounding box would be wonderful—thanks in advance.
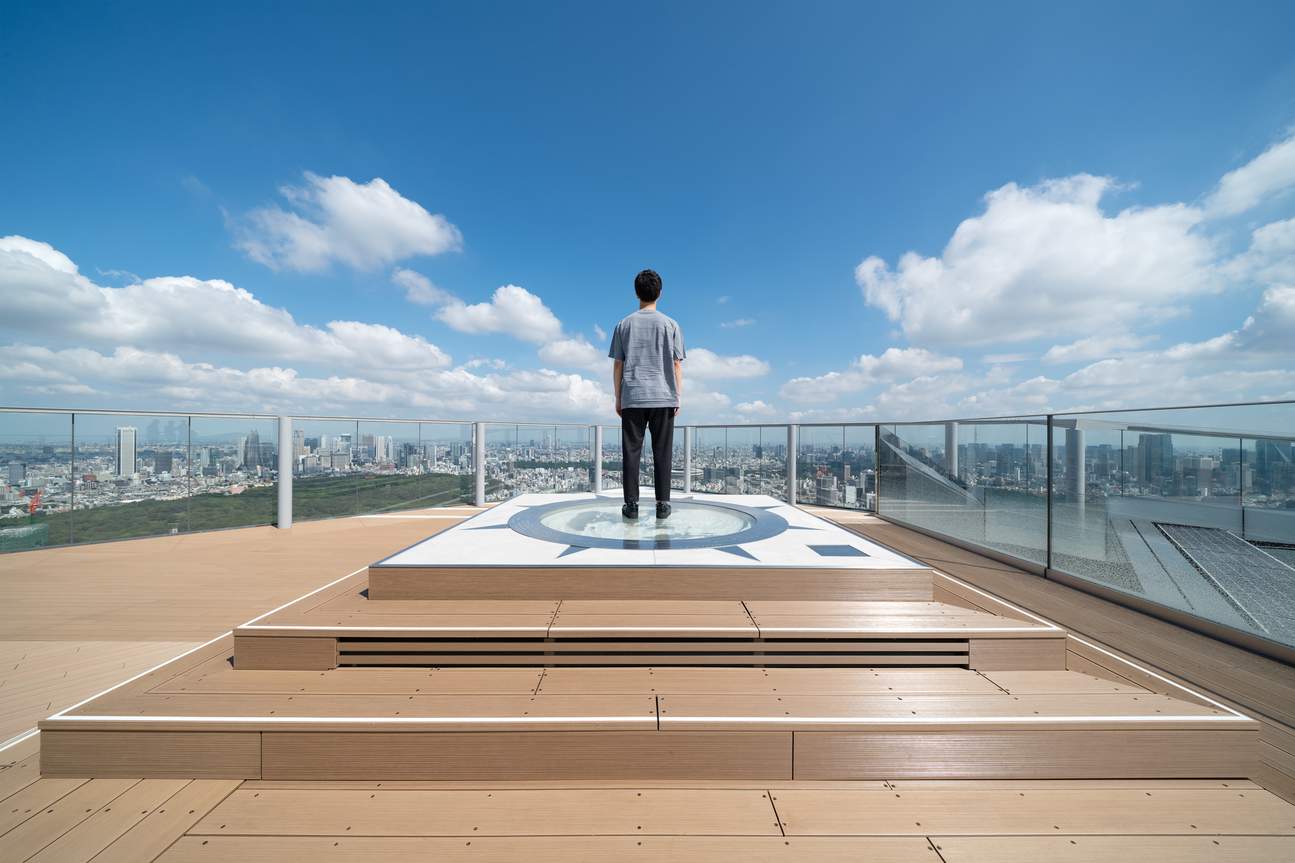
[622,502,639,519]
[656,502,671,520]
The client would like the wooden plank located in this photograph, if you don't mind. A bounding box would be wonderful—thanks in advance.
[27,778,187,863]
[744,601,964,616]
[968,637,1066,670]
[793,730,1257,780]
[753,616,1047,638]
[536,667,1001,695]
[0,777,89,834]
[253,615,557,634]
[158,835,933,862]
[0,749,42,803]
[557,601,750,615]
[234,636,337,670]
[153,658,543,695]
[979,670,1149,694]
[658,692,1229,731]
[40,731,262,779]
[338,654,970,667]
[549,614,758,638]
[261,731,792,781]
[932,835,1295,862]
[90,779,241,863]
[368,566,933,602]
[0,778,137,862]
[337,639,969,653]
[772,786,1295,835]
[1066,649,1147,686]
[192,787,784,835]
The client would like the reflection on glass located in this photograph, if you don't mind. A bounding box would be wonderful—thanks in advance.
[0,411,73,550]
[1050,403,1295,649]
[879,419,1048,566]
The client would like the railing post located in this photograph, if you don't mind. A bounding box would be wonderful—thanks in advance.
[473,421,486,506]
[276,415,293,529]
[874,424,882,513]
[1045,414,1053,572]
[944,421,959,480]
[592,425,603,493]
[683,426,693,494]
[786,424,798,504]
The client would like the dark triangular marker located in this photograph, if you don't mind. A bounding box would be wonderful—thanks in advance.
[787,525,821,530]
[467,524,513,529]
[715,545,758,560]
[557,545,589,557]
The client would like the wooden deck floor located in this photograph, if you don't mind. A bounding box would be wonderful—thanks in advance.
[0,511,473,744]
[3,726,1293,863]
[3,505,1295,858]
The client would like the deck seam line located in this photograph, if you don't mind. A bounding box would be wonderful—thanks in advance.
[26,777,143,859]
[146,779,245,863]
[766,787,787,836]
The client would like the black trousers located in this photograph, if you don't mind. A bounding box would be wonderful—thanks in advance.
[620,407,674,504]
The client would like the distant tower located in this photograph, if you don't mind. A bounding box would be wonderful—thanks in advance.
[243,429,262,470]
[115,427,138,477]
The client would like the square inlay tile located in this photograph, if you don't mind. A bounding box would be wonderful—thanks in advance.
[807,544,869,558]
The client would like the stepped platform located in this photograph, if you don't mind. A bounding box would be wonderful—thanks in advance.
[39,635,1254,781]
[232,577,1066,669]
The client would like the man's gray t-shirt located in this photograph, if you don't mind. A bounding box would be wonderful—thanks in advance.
[608,309,686,409]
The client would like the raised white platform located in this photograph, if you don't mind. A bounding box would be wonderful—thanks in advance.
[375,491,925,570]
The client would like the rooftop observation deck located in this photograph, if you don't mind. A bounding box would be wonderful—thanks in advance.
[2,500,1293,862]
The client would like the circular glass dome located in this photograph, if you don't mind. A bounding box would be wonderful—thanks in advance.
[508,498,787,550]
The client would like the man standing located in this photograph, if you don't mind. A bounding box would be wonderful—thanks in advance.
[608,269,685,520]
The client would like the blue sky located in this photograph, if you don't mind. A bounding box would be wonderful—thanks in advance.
[2,1,1294,422]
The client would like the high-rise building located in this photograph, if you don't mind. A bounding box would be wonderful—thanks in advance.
[6,462,24,485]
[115,427,138,477]
[1137,433,1174,485]
[292,429,305,462]
[154,450,173,474]
[241,430,262,470]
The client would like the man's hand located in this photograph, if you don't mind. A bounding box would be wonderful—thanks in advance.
[673,406,679,417]
[616,403,623,418]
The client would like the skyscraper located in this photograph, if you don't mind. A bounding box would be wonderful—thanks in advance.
[115,427,137,477]
[242,429,262,470]
[154,450,173,474]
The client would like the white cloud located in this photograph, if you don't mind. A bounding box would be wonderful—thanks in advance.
[0,236,453,372]
[1041,333,1152,364]
[720,318,755,329]
[392,268,453,306]
[537,336,605,373]
[716,295,731,305]
[1205,132,1295,217]
[855,175,1217,346]
[686,348,771,380]
[982,353,1030,364]
[437,285,563,344]
[593,324,607,342]
[734,400,777,417]
[232,172,462,272]
[779,347,962,403]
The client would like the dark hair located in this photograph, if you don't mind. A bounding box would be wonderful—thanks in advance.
[634,269,662,303]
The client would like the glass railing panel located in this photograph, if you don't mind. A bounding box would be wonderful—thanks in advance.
[598,425,623,491]
[671,425,687,492]
[798,425,844,506]
[188,415,277,531]
[0,410,73,551]
[292,418,360,520]
[416,422,475,507]
[483,423,519,501]
[879,418,1048,566]
[69,412,191,542]
[354,420,433,514]
[553,424,594,493]
[1050,402,1295,649]
[723,425,761,495]
[690,427,726,494]
[842,424,877,511]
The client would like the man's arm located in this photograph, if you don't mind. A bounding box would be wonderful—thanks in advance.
[673,358,683,416]
[613,359,624,417]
